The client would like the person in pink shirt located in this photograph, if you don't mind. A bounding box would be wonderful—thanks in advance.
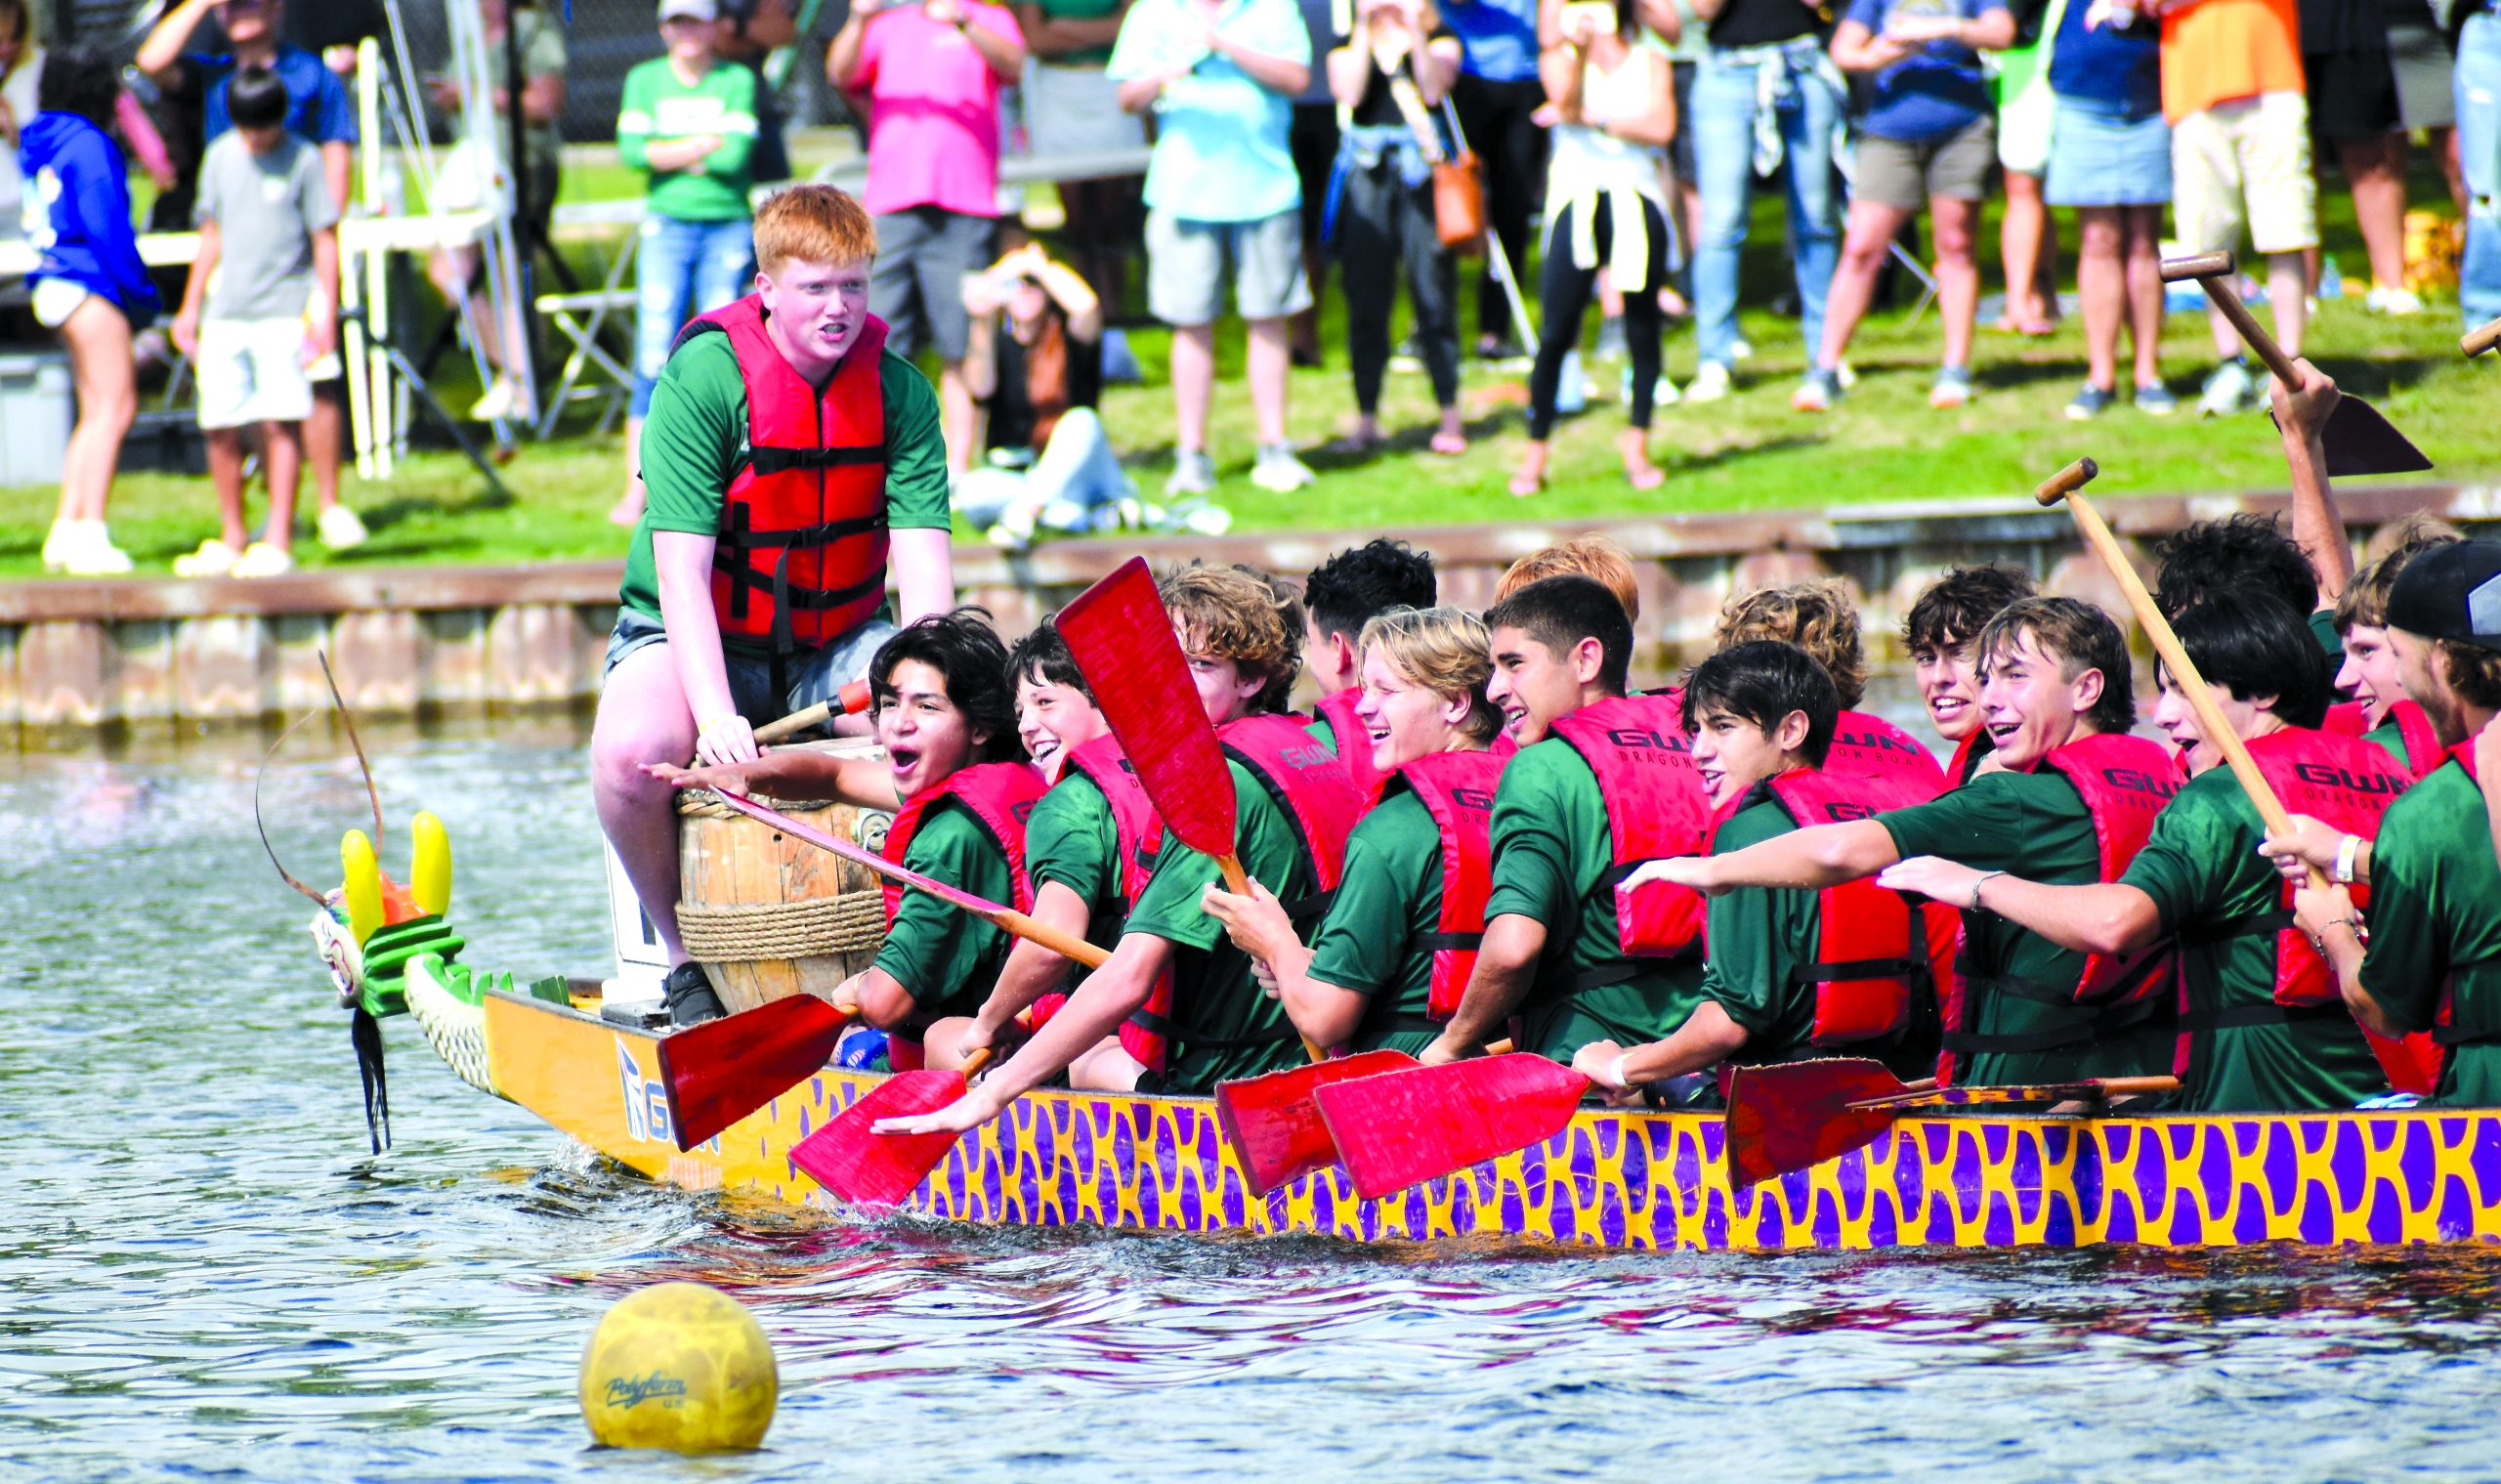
[829,0,1026,478]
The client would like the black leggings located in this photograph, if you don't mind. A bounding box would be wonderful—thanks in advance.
[1527,193,1670,440]
[1450,72,1548,344]
[1338,160,1462,414]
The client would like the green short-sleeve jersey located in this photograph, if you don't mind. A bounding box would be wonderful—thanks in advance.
[618,332,953,655]
[871,803,1014,1022]
[1482,738,1706,1061]
[1032,0,1125,64]
[2309,608,2343,659]
[1880,766,2174,1084]
[1026,772,1123,928]
[1696,798,1822,1061]
[615,57,759,220]
[1122,762,1318,1091]
[2362,718,2411,771]
[2357,762,2501,1106]
[2117,765,2385,1112]
[1306,790,1442,1054]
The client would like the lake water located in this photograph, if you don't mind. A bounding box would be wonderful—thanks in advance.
[6,715,2500,1483]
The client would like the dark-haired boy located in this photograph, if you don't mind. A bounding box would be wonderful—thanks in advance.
[1422,575,1711,1068]
[2291,542,2501,1106]
[876,564,1362,1134]
[654,611,1039,1043]
[1903,563,2036,784]
[1882,592,2403,1111]
[2325,530,2457,779]
[1302,537,1437,797]
[1572,642,1946,1098]
[1630,598,2180,1085]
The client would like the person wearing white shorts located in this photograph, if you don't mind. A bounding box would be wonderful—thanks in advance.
[2171,90,2315,414]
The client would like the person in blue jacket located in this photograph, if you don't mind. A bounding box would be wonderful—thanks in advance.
[21,46,158,577]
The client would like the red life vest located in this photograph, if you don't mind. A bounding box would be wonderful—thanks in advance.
[2170,727,2420,1089]
[1218,713,1366,910]
[1946,730,1993,786]
[1825,709,1947,802]
[1314,688,1389,803]
[1547,695,1712,964]
[1383,749,1510,1021]
[679,298,892,655]
[874,759,1045,1070]
[1761,767,1953,1046]
[2324,698,2445,780]
[1937,731,2181,1081]
[1061,735,1175,1072]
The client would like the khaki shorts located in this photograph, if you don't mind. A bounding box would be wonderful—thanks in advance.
[2171,92,2318,257]
[1145,207,1314,327]
[1854,119,1998,210]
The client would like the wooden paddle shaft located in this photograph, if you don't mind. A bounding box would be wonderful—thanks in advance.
[2467,314,2501,360]
[753,680,873,745]
[2036,467,2329,890]
[2160,251,2302,386]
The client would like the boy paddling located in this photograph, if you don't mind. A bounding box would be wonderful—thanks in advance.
[1203,607,1507,1055]
[1572,643,1948,1100]
[1882,593,2405,1112]
[595,186,957,1024]
[1629,598,2179,1086]
[1422,576,1711,1069]
[2282,543,2501,1105]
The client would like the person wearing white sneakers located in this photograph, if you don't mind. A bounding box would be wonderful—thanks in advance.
[21,47,159,577]
[169,65,339,580]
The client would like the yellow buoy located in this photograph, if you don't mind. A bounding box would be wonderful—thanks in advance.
[408,811,451,916]
[578,1283,778,1452]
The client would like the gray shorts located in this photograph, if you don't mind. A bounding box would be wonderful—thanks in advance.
[870,206,998,360]
[602,608,899,726]
[1854,119,1998,210]
[1145,207,1315,327]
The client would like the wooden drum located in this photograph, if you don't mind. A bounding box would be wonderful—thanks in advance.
[675,740,893,1014]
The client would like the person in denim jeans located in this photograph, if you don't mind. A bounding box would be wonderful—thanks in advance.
[2458,3,2501,330]
[1683,0,1841,403]
[615,0,758,526]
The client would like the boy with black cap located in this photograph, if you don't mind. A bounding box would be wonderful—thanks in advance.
[2291,541,2501,1105]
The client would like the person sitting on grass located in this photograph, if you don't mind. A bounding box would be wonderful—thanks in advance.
[1302,537,1440,797]
[1625,597,2181,1087]
[1572,640,1948,1102]
[871,565,1363,1138]
[953,239,1135,550]
[1422,574,1711,1069]
[652,612,1039,1061]
[21,44,159,578]
[169,63,338,580]
[1204,606,1507,1055]
[1881,591,2406,1112]
[1713,578,1945,794]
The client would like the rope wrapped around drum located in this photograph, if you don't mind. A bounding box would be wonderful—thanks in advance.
[675,891,888,962]
[674,787,893,971]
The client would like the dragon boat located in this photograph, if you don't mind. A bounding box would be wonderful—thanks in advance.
[318,912,2501,1254]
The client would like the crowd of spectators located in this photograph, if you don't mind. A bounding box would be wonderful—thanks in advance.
[5,0,2493,573]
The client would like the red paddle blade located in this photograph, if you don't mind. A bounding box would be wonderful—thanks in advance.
[658,993,852,1151]
[1313,1053,1589,1200]
[1213,1050,1420,1196]
[1057,556,1237,860]
[787,1071,969,1207]
[1721,1057,1908,1186]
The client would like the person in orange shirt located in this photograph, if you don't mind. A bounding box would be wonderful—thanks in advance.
[2155,0,2314,419]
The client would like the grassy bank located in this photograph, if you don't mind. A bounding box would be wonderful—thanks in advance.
[4,156,2489,578]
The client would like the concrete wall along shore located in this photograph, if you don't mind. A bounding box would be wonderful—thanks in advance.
[5,485,2493,739]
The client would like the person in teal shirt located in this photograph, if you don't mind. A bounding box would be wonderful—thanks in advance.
[1206,606,1504,1054]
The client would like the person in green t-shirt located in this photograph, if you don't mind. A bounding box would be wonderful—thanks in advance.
[1884,592,2391,1112]
[1576,640,1935,1100]
[875,565,1327,1138]
[1422,575,1705,1067]
[597,186,959,1022]
[2283,542,2501,1107]
[1204,606,1504,1055]
[2326,524,2462,775]
[1903,562,2036,785]
[1629,597,2176,1087]
[616,0,763,526]
[650,612,1028,1030]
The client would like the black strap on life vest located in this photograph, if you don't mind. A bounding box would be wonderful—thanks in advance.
[2176,1000,2352,1036]
[1420,930,1484,953]
[1574,960,1638,994]
[1792,955,1927,985]
[745,443,889,477]
[2177,908,2297,947]
[1941,954,2164,1055]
